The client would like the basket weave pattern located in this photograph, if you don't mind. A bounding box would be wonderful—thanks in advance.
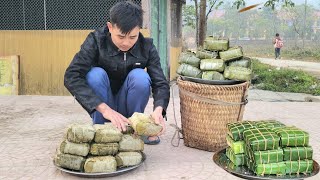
[177,77,248,152]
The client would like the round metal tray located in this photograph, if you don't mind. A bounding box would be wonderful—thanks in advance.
[213,148,319,180]
[181,76,244,85]
[54,152,146,178]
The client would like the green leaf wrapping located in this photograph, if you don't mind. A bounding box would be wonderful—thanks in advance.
[66,124,95,143]
[54,152,86,171]
[176,63,202,78]
[223,66,252,81]
[129,113,163,136]
[90,143,119,156]
[219,47,243,61]
[285,160,314,174]
[93,124,123,143]
[228,57,251,68]
[254,120,286,129]
[200,59,225,72]
[283,147,313,161]
[84,156,117,173]
[243,127,280,151]
[119,134,144,152]
[227,161,243,171]
[247,160,286,176]
[274,127,309,147]
[201,71,225,80]
[179,52,200,67]
[245,144,283,164]
[227,121,256,141]
[204,37,229,51]
[115,152,143,167]
[226,135,245,154]
[122,125,134,134]
[226,147,246,166]
[60,140,90,157]
[196,49,217,59]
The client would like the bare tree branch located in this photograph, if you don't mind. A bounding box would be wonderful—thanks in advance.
[206,0,217,20]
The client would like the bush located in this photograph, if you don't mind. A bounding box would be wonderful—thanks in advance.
[251,59,320,95]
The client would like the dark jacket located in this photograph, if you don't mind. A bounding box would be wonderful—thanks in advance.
[64,26,170,115]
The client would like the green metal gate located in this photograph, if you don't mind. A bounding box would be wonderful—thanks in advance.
[151,0,168,79]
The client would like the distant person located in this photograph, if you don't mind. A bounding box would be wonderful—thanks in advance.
[273,33,283,60]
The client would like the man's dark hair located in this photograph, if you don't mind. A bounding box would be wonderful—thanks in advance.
[109,1,143,34]
[276,33,279,37]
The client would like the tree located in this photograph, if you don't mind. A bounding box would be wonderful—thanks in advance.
[198,0,207,47]
[196,0,295,47]
[195,0,199,46]
[192,0,224,47]
[206,0,224,21]
[182,5,196,28]
[279,4,314,48]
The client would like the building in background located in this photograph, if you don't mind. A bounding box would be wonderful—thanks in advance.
[0,0,183,95]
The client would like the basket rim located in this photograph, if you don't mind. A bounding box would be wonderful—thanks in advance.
[177,76,248,87]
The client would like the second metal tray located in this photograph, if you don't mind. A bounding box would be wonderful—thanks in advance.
[212,148,319,180]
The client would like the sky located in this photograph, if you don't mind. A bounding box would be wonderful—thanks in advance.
[245,0,319,8]
[186,0,320,9]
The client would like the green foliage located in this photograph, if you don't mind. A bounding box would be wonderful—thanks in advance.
[182,0,224,29]
[282,48,320,60]
[241,41,320,62]
[281,4,315,40]
[182,5,196,28]
[216,1,224,9]
[206,2,315,40]
[252,59,320,95]
[209,0,224,10]
[232,0,294,10]
[232,0,246,9]
[264,0,294,9]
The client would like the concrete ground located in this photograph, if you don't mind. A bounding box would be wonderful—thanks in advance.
[0,86,320,180]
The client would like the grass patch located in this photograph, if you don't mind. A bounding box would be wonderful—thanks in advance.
[235,40,320,62]
[251,59,320,95]
[282,48,320,61]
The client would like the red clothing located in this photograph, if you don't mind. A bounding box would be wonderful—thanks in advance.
[274,37,283,48]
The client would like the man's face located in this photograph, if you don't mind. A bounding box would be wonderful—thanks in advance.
[107,22,140,52]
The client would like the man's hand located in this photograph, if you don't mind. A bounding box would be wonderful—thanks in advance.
[96,103,130,132]
[151,106,166,135]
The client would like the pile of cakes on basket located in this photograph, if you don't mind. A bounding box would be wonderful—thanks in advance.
[177,36,252,81]
[54,113,162,173]
[226,120,313,176]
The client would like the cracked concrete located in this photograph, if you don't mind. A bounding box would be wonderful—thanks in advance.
[0,88,320,179]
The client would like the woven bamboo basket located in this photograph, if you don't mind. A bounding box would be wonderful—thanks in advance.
[177,77,249,152]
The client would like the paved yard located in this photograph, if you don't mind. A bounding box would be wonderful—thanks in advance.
[0,90,319,179]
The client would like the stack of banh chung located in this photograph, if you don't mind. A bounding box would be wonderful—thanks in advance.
[226,121,255,167]
[54,113,162,173]
[274,126,313,175]
[226,120,314,176]
[177,36,252,82]
[244,121,285,176]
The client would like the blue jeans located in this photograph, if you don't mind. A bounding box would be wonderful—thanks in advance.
[275,48,281,59]
[86,67,151,124]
